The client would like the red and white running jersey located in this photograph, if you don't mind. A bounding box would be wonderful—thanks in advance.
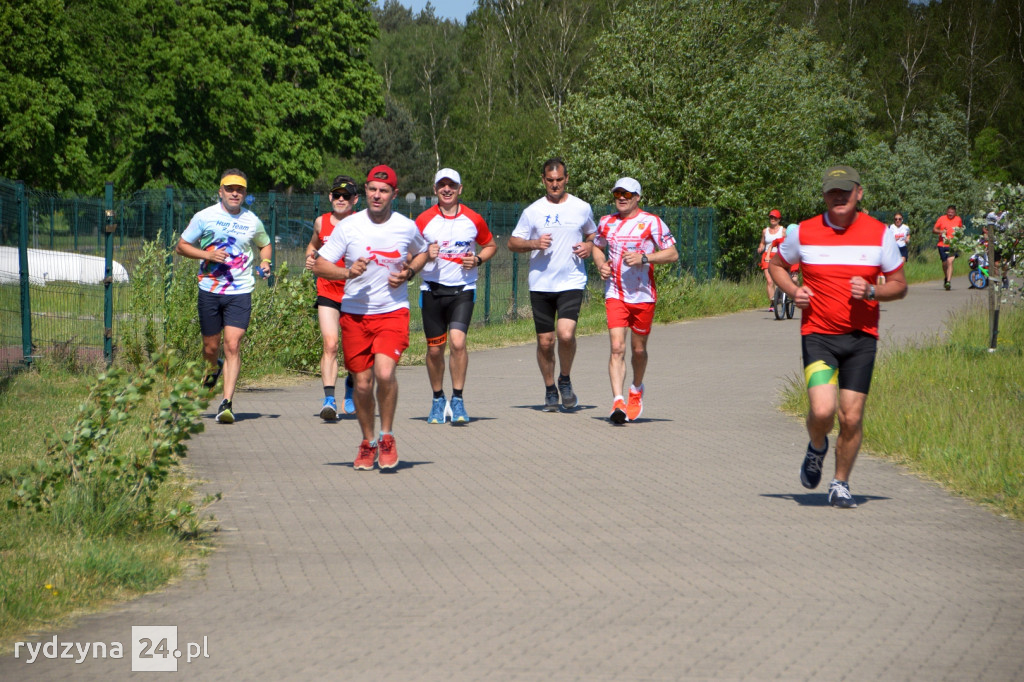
[316,212,346,303]
[594,211,676,304]
[777,212,903,338]
[415,204,493,290]
[316,209,428,315]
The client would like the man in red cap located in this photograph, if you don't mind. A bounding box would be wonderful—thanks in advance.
[313,165,429,471]
[769,165,907,508]
[758,209,785,310]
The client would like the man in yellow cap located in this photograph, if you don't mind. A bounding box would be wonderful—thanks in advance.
[176,169,271,424]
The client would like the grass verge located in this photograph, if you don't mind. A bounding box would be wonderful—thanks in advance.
[780,301,1024,519]
[0,359,210,649]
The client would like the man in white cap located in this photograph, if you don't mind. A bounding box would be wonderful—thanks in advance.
[415,168,497,424]
[508,157,597,412]
[769,164,907,508]
[591,178,678,423]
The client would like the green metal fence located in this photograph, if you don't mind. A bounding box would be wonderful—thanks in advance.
[0,178,718,377]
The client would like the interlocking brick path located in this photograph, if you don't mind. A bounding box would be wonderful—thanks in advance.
[4,281,1023,680]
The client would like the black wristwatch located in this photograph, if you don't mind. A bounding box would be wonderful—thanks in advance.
[866,285,876,301]
[641,254,649,265]
[475,255,482,267]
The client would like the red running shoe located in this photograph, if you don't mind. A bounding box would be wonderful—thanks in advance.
[378,434,399,469]
[354,440,377,470]
[609,397,627,424]
[626,386,644,422]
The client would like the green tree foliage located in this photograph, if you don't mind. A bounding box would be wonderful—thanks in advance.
[563,1,870,276]
[0,0,100,190]
[0,0,383,194]
[851,107,981,243]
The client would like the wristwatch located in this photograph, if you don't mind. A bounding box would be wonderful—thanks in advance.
[866,285,876,301]
[641,254,649,265]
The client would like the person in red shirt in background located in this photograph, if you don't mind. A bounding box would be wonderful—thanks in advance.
[769,165,908,508]
[933,205,962,290]
[305,176,359,421]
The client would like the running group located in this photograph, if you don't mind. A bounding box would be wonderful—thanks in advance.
[177,161,906,508]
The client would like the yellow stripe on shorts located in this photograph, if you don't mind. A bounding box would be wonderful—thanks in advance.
[804,360,838,388]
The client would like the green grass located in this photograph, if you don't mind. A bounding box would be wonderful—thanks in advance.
[0,362,207,648]
[780,301,1024,519]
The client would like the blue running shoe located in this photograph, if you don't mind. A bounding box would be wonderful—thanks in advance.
[449,396,469,423]
[427,396,447,424]
[343,376,355,414]
[320,396,337,421]
[828,479,857,508]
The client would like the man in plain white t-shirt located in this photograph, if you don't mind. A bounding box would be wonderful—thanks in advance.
[508,157,597,412]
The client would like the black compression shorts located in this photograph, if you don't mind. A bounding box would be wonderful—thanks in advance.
[529,289,584,334]
[421,288,475,346]
[801,332,877,394]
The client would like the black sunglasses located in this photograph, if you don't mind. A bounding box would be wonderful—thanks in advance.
[331,191,355,201]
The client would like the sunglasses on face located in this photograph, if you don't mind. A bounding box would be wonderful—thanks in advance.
[331,191,355,201]
[612,190,635,200]
[894,217,903,221]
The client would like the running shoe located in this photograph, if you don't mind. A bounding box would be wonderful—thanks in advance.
[944,280,951,291]
[558,378,578,409]
[203,358,224,389]
[320,396,337,421]
[427,396,447,424]
[827,479,857,508]
[543,391,559,412]
[609,397,627,424]
[216,399,234,424]
[449,396,469,423]
[342,376,355,414]
[800,437,828,489]
[378,434,398,469]
[626,386,644,421]
[354,440,377,470]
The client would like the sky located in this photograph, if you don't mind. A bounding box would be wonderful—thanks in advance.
[398,0,477,23]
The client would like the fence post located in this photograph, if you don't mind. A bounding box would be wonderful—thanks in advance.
[103,182,115,365]
[484,200,493,325]
[49,196,55,249]
[268,190,277,287]
[73,198,79,250]
[511,252,518,319]
[17,181,32,367]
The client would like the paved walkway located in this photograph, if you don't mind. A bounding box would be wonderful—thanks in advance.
[4,281,1023,681]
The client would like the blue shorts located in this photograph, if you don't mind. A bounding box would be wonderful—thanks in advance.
[198,290,252,337]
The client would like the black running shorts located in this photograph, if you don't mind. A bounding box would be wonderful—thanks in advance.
[198,290,252,337]
[801,332,877,394]
[529,289,584,334]
[421,288,475,345]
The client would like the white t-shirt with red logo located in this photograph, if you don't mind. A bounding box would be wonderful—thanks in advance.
[316,209,428,315]
[415,204,493,290]
[511,194,597,292]
[594,211,677,304]
[777,212,903,338]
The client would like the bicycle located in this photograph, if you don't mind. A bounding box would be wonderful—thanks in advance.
[968,251,989,289]
[772,272,797,320]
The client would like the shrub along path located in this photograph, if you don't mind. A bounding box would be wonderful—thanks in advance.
[4,280,1023,680]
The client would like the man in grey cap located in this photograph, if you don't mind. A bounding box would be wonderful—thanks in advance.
[768,165,907,508]
[591,177,678,423]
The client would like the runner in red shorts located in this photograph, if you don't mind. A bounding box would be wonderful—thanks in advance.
[312,165,429,471]
[591,177,678,424]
